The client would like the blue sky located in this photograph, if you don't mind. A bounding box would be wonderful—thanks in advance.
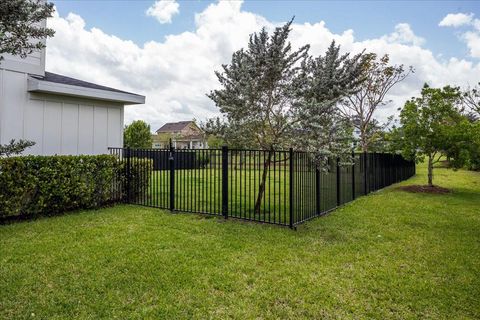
[52,0,479,60]
[46,1,480,129]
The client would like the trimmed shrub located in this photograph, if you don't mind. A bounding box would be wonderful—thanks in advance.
[123,157,153,201]
[0,155,152,218]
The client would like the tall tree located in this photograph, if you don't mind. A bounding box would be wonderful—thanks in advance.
[0,0,55,61]
[208,20,309,151]
[208,21,366,214]
[124,120,152,149]
[294,41,366,164]
[463,82,480,120]
[340,54,412,152]
[208,20,308,213]
[395,84,470,186]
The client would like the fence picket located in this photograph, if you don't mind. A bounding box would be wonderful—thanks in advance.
[109,147,415,228]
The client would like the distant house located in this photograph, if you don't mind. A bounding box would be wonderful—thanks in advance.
[153,121,208,149]
[0,19,145,155]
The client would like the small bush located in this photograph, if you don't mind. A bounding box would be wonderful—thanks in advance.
[124,157,153,201]
[0,155,152,218]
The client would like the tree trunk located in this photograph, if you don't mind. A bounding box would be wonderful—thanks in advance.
[360,126,368,153]
[427,154,433,186]
[254,150,273,215]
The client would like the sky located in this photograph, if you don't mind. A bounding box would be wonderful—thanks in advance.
[47,0,480,131]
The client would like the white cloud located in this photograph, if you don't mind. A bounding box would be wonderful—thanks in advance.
[146,0,179,24]
[382,23,425,46]
[463,31,480,58]
[439,13,474,27]
[439,12,480,58]
[46,2,480,130]
[474,19,480,31]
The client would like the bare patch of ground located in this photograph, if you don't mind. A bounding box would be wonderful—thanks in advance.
[397,185,451,194]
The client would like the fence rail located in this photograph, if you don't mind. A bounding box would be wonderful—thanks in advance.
[109,146,415,227]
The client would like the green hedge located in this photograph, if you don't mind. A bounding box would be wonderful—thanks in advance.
[0,155,152,218]
[124,157,153,201]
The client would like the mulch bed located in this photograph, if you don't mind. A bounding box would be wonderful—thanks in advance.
[397,185,451,194]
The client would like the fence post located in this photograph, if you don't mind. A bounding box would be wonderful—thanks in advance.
[221,146,228,219]
[363,151,368,195]
[169,141,175,211]
[351,151,355,200]
[125,147,131,203]
[315,165,321,216]
[289,148,294,228]
[336,157,341,207]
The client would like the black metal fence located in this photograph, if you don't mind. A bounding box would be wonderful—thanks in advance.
[109,147,415,228]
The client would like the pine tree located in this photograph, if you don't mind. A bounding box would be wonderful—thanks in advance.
[208,21,367,214]
[208,20,309,214]
[294,41,367,166]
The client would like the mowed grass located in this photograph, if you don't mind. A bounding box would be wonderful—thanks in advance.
[144,166,340,224]
[1,164,479,319]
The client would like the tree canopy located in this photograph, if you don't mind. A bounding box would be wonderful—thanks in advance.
[207,20,368,213]
[123,120,152,149]
[294,41,366,163]
[208,20,367,161]
[463,82,480,120]
[394,84,474,185]
[208,19,309,151]
[0,0,55,61]
[340,54,412,152]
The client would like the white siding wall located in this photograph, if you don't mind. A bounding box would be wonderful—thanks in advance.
[0,69,125,155]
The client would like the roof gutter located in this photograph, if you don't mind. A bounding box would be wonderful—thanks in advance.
[27,77,145,105]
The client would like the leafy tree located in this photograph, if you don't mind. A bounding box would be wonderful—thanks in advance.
[0,0,55,61]
[124,120,152,149]
[463,82,480,120]
[208,20,366,213]
[0,139,35,157]
[395,84,470,186]
[208,20,308,213]
[201,117,248,149]
[206,135,224,149]
[208,19,309,151]
[294,41,367,164]
[358,118,393,153]
[466,122,480,170]
[340,54,412,152]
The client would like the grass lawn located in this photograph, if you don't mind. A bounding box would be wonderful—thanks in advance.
[1,164,479,319]
[143,166,349,225]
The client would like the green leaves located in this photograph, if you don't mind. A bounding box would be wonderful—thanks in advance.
[0,139,35,157]
[0,155,143,218]
[208,19,309,151]
[207,20,366,164]
[340,53,413,152]
[0,0,55,60]
[123,120,153,149]
[395,83,477,184]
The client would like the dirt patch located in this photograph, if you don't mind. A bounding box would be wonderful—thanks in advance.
[397,185,451,194]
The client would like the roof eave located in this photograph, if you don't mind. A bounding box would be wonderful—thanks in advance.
[27,77,145,105]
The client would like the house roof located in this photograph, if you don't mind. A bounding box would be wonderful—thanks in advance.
[156,121,194,133]
[28,72,145,105]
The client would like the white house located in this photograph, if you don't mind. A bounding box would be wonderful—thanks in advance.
[0,21,145,155]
